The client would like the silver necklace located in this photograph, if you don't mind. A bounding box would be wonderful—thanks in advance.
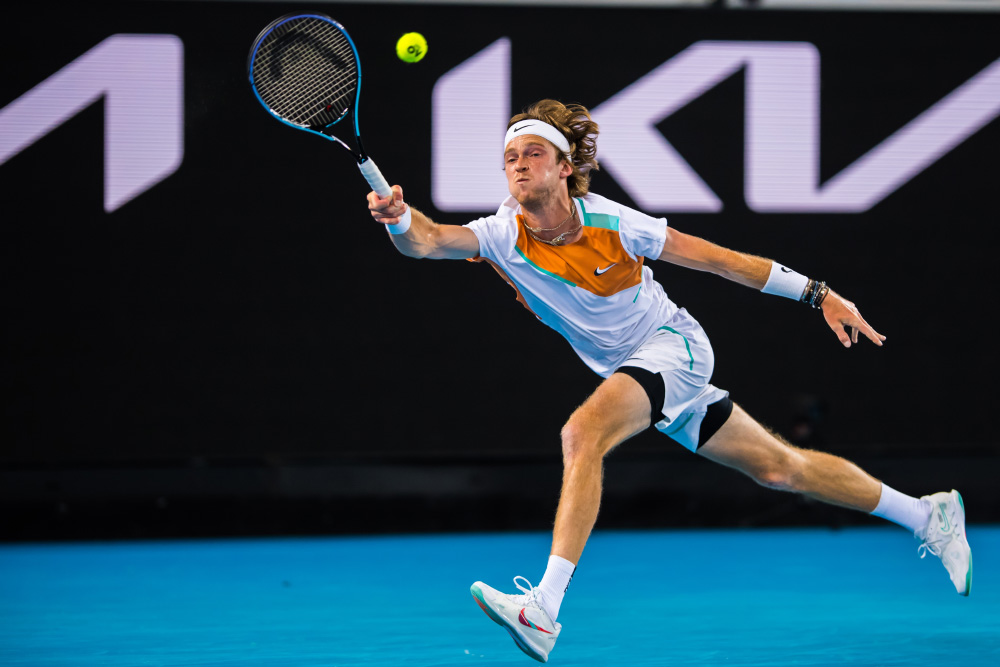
[521,206,581,246]
[521,205,576,234]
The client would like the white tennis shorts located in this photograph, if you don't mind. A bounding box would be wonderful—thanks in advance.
[619,308,729,452]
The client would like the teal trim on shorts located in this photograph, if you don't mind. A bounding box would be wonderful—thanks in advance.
[576,198,620,230]
[514,245,576,286]
[657,325,694,370]
[665,412,695,436]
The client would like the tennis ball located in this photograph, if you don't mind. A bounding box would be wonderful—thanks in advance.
[396,32,427,63]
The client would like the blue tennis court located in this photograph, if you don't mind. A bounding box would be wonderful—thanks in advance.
[2,525,996,666]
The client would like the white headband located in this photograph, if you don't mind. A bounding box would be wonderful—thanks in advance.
[504,119,571,154]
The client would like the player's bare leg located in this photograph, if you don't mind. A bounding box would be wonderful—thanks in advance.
[470,373,651,662]
[697,402,881,511]
[550,372,653,564]
[698,402,972,595]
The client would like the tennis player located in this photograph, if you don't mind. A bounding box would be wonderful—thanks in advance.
[366,99,972,663]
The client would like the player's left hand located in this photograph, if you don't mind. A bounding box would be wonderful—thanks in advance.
[821,290,886,348]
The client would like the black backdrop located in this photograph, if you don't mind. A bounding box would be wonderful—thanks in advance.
[2,1,998,538]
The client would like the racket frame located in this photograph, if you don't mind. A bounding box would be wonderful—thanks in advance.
[248,13,390,195]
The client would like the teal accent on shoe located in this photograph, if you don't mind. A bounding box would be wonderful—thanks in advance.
[938,503,952,532]
[507,628,543,662]
[657,326,694,370]
[633,285,642,303]
[470,584,545,662]
[966,551,973,596]
[957,491,972,596]
[471,584,504,626]
[515,246,576,286]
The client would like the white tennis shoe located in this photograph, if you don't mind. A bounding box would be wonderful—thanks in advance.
[470,576,561,663]
[916,489,972,596]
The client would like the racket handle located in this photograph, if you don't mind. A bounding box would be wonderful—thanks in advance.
[359,158,392,198]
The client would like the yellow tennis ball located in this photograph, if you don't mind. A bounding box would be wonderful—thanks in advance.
[396,32,427,63]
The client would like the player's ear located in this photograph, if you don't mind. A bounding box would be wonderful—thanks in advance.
[559,156,573,179]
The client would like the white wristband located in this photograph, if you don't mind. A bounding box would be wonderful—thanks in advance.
[761,262,810,300]
[386,206,411,235]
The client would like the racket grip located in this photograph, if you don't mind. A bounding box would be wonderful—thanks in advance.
[359,159,392,198]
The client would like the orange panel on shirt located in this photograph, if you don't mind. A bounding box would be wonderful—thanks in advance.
[515,215,642,297]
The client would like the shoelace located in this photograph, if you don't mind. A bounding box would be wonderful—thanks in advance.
[511,576,542,608]
[917,537,944,559]
[916,507,954,559]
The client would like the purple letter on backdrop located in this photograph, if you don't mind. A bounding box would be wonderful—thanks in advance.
[432,39,1000,214]
[0,34,184,213]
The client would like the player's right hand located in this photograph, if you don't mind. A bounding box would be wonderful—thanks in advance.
[368,185,408,227]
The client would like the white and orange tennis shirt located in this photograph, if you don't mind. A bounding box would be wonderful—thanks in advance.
[465,193,681,377]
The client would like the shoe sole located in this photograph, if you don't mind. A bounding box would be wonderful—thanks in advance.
[470,583,547,663]
[957,491,972,597]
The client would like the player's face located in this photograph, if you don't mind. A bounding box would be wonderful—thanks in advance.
[503,136,572,205]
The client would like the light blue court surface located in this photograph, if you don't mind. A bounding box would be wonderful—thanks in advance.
[2,527,998,666]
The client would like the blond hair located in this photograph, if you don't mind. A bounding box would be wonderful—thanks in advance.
[508,100,599,198]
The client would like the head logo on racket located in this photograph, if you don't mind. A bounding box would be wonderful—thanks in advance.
[248,13,392,198]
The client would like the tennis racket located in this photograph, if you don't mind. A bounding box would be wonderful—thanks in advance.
[247,13,391,197]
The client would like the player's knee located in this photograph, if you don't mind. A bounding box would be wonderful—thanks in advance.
[752,450,806,492]
[560,420,604,463]
[754,468,794,491]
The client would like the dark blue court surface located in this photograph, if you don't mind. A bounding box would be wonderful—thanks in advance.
[2,526,997,666]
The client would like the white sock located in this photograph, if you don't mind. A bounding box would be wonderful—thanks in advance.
[536,554,576,622]
[870,483,932,534]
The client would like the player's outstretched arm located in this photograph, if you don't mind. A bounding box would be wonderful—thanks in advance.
[367,185,480,260]
[658,227,885,348]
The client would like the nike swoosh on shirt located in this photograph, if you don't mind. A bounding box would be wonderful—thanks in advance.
[594,264,617,276]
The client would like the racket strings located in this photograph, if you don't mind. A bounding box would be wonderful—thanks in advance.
[252,18,358,127]
[255,34,355,122]
[253,20,355,100]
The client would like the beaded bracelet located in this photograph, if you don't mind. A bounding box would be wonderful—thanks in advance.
[800,279,816,304]
[799,279,829,309]
[813,283,830,309]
